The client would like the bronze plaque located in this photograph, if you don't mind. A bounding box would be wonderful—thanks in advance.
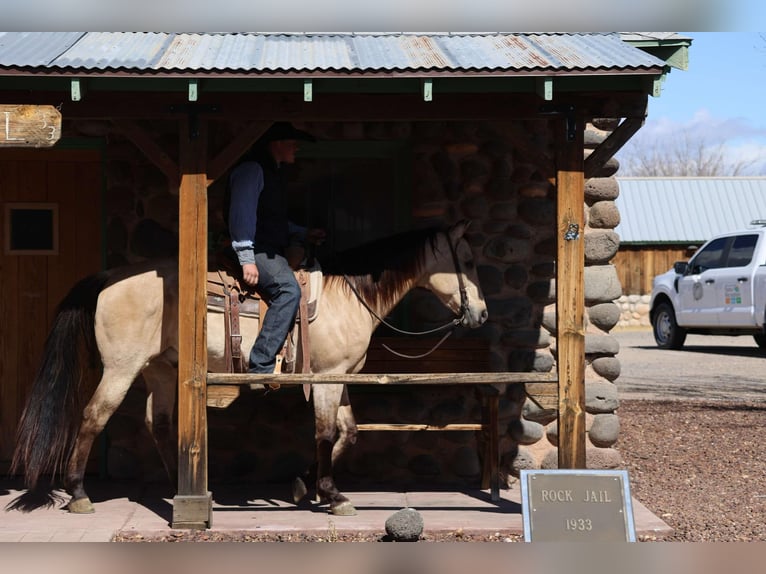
[1,104,62,148]
[521,470,636,542]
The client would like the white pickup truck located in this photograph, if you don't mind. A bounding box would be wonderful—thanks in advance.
[649,225,766,349]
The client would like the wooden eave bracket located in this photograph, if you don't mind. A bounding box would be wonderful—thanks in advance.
[583,116,645,179]
[206,121,272,185]
[111,118,180,190]
[111,118,273,191]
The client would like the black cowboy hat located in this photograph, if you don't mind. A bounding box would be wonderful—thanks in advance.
[259,121,316,143]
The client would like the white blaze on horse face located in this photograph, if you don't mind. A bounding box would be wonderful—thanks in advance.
[424,233,488,329]
[453,238,488,328]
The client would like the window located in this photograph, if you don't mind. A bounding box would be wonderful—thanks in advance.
[4,203,59,255]
[726,234,758,268]
[689,237,726,274]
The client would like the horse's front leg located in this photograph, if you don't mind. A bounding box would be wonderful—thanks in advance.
[333,385,358,468]
[313,384,357,516]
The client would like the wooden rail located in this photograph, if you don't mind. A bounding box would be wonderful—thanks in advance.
[207,371,558,386]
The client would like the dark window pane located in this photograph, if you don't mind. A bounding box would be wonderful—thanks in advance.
[690,237,726,273]
[727,234,758,268]
[9,208,55,251]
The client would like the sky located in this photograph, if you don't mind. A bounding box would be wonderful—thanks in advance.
[618,32,766,175]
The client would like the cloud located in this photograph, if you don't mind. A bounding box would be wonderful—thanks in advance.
[642,109,766,143]
[722,141,766,175]
[618,110,766,175]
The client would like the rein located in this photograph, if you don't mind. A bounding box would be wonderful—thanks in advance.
[343,230,470,359]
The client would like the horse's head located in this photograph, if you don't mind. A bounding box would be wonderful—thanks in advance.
[420,220,488,329]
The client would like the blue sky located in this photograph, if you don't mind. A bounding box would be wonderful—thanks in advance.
[619,32,766,175]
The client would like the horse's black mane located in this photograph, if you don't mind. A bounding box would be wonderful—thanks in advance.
[322,226,441,278]
[322,226,444,310]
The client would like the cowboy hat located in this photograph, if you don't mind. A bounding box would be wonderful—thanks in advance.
[259,121,316,143]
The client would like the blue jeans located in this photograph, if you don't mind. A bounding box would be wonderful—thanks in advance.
[248,250,301,374]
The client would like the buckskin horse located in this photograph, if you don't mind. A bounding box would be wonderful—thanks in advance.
[11,220,488,516]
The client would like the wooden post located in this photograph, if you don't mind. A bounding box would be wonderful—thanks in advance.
[172,118,212,528]
[555,115,587,469]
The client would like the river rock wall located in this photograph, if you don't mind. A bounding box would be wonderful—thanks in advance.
[69,117,625,491]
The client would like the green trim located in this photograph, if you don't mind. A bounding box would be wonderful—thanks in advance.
[623,40,690,71]
[48,136,110,475]
[0,73,662,96]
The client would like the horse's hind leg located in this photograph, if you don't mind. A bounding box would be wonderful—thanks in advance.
[313,384,357,516]
[142,355,178,485]
[64,364,141,513]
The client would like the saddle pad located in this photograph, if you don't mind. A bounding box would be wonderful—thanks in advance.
[206,264,323,322]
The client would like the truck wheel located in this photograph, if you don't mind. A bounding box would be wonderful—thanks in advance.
[753,333,766,349]
[652,302,687,349]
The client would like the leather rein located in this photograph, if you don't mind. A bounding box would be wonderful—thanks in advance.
[343,231,471,359]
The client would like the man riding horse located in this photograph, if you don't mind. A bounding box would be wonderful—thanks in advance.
[226,122,325,374]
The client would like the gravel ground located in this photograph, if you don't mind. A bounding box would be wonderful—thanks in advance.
[114,397,766,543]
[618,398,766,542]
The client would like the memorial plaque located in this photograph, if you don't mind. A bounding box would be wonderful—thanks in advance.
[1,104,61,148]
[521,469,636,542]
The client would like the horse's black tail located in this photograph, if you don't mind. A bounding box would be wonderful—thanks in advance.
[10,272,110,491]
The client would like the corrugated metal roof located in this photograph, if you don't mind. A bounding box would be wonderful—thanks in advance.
[619,32,692,43]
[0,32,666,75]
[0,32,85,67]
[615,177,766,244]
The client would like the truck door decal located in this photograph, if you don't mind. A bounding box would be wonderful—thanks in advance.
[724,284,743,305]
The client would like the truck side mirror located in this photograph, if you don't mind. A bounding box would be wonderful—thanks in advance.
[673,261,688,275]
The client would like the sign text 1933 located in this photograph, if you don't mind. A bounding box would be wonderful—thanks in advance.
[521,469,636,542]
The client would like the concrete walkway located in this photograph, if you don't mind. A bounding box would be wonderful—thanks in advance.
[0,478,672,542]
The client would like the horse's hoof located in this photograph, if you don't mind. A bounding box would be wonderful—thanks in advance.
[330,501,357,516]
[67,497,95,514]
[292,477,308,503]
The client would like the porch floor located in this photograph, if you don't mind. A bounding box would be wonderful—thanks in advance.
[0,477,671,542]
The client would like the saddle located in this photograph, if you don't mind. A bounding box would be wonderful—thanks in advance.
[207,249,322,400]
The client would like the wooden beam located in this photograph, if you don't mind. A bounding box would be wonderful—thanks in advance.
[357,423,483,431]
[207,371,559,386]
[555,115,587,470]
[111,119,180,189]
[173,117,212,529]
[1,91,651,122]
[206,120,271,185]
[584,115,645,179]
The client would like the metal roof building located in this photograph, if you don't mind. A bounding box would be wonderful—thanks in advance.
[0,31,692,529]
[615,177,766,244]
[0,32,669,76]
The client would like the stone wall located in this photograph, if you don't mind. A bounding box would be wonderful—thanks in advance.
[67,117,625,490]
[512,119,625,478]
[614,294,652,329]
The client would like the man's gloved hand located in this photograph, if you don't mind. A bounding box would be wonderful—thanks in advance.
[241,262,259,286]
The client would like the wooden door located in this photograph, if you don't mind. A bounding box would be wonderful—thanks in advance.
[0,148,103,467]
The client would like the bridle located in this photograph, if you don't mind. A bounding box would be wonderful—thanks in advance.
[343,230,472,359]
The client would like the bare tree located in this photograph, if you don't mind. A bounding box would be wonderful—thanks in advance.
[618,130,758,176]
